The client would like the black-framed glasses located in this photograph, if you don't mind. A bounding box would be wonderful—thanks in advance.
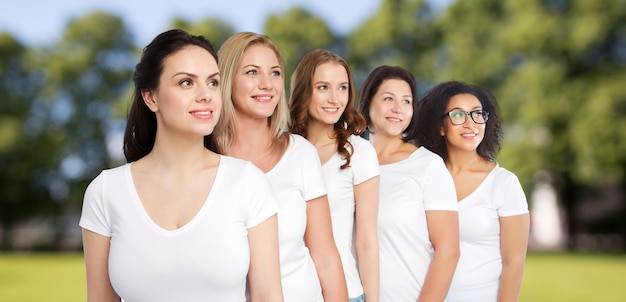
[442,109,489,125]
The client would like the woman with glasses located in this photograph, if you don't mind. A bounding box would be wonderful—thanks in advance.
[358,66,460,302]
[416,81,529,302]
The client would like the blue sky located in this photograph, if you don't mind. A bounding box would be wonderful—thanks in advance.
[1,0,452,46]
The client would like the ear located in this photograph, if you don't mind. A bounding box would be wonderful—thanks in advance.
[141,89,159,113]
[440,125,445,137]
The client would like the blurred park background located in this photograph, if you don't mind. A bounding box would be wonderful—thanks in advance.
[1,0,625,300]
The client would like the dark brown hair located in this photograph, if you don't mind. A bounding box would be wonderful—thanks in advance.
[123,29,217,162]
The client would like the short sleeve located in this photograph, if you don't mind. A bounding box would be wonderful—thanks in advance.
[295,135,327,201]
[423,154,458,212]
[79,172,112,237]
[350,135,380,185]
[495,168,529,217]
[243,162,279,228]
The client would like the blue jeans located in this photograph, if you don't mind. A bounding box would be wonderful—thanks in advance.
[349,294,365,302]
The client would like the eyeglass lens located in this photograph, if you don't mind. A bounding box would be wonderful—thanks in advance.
[448,110,487,125]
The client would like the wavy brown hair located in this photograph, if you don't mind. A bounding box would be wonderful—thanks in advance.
[289,49,366,169]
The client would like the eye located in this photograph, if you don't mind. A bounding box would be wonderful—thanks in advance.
[317,85,328,91]
[383,96,393,101]
[245,69,257,76]
[208,79,219,87]
[180,79,192,87]
[450,110,465,119]
[401,99,411,104]
[271,70,281,77]
[338,85,348,91]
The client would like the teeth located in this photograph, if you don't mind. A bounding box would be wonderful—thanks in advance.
[323,108,338,112]
[255,96,272,101]
[387,117,401,122]
[192,111,212,115]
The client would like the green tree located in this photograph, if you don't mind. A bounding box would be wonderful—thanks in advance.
[346,0,439,86]
[264,7,337,86]
[18,12,136,249]
[0,33,61,249]
[170,17,235,48]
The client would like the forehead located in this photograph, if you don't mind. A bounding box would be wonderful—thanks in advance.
[376,79,412,95]
[446,93,482,110]
[314,62,348,81]
[161,45,218,75]
[240,44,280,66]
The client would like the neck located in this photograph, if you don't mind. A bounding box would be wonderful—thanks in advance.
[446,149,486,173]
[370,133,407,157]
[146,130,214,173]
[306,120,336,146]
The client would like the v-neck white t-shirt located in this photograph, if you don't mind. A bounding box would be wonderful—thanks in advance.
[446,165,528,302]
[377,147,458,302]
[79,156,278,302]
[265,134,327,302]
[321,134,380,298]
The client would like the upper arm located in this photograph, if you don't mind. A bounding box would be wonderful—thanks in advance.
[304,195,337,257]
[354,176,379,243]
[500,214,530,264]
[247,214,284,302]
[425,210,460,254]
[82,228,120,302]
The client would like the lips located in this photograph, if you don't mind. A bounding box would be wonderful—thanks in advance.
[252,95,273,103]
[461,132,478,138]
[190,108,214,119]
[322,107,339,113]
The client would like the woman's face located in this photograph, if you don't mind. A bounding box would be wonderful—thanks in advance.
[231,44,283,120]
[307,62,349,127]
[368,79,413,138]
[143,45,221,138]
[440,93,486,153]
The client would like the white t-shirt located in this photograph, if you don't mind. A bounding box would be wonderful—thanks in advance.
[446,165,529,302]
[266,134,327,302]
[79,156,277,302]
[378,147,458,302]
[321,135,380,298]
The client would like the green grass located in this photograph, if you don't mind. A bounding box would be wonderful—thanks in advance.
[520,252,626,301]
[0,253,86,302]
[0,252,624,301]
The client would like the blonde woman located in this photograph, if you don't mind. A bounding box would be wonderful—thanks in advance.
[212,32,348,302]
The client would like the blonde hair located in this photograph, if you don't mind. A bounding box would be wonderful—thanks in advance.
[214,32,289,153]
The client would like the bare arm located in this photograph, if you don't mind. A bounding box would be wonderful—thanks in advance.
[248,214,284,302]
[305,195,349,302]
[418,210,460,302]
[497,214,530,302]
[82,229,120,302]
[354,176,380,302]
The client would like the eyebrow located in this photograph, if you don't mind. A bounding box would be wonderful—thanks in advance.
[242,64,282,70]
[382,91,412,98]
[171,71,220,80]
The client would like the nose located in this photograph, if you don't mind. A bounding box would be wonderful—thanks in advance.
[258,73,273,90]
[391,100,403,113]
[197,84,213,103]
[328,90,339,104]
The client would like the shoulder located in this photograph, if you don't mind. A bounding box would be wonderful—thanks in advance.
[491,165,522,186]
[415,146,445,164]
[219,155,267,178]
[289,133,317,154]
